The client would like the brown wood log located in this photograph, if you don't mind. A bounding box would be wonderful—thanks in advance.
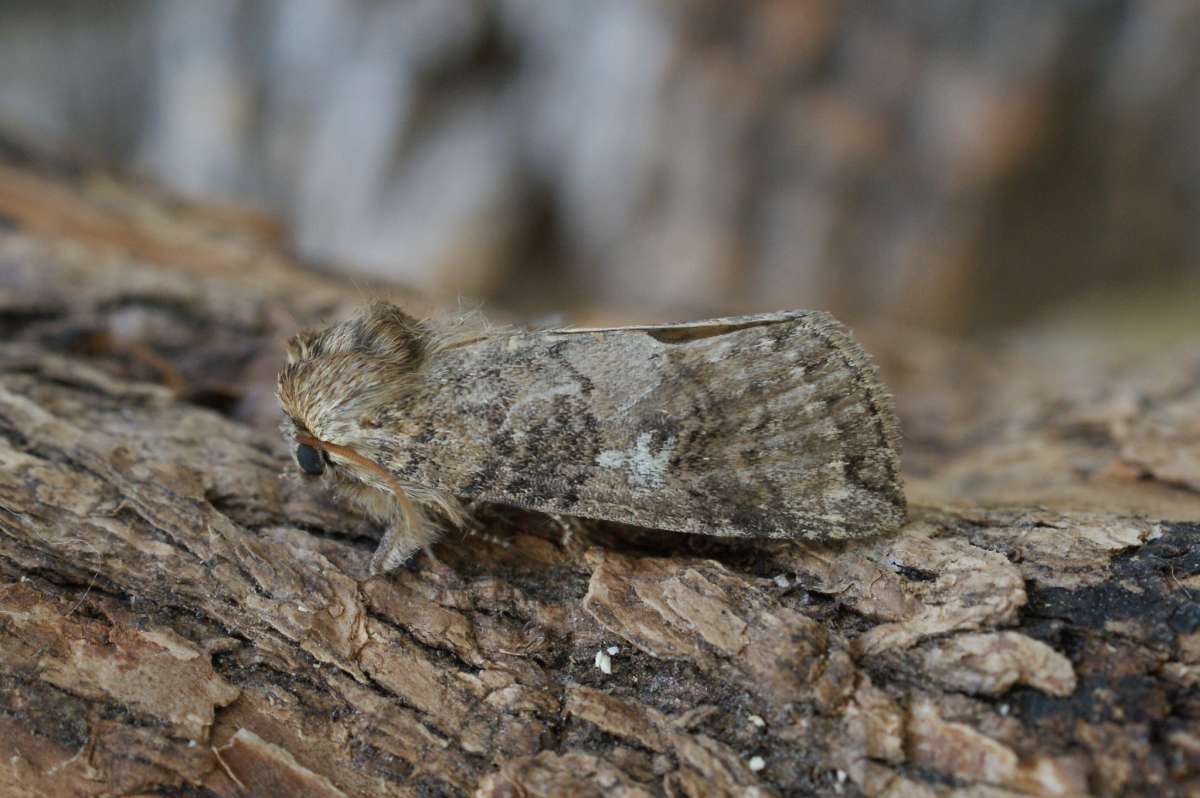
[0,141,1198,797]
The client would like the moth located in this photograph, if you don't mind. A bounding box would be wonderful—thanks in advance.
[277,302,905,574]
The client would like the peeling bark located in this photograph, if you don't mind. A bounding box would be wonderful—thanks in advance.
[0,143,1198,796]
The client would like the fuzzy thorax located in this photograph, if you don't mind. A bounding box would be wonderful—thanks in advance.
[276,302,470,573]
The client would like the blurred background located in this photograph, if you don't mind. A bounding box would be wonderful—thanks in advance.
[2,0,1199,334]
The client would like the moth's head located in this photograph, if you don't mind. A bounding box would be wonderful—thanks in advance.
[276,302,425,480]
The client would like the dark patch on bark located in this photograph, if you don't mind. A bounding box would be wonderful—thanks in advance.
[1026,523,1200,646]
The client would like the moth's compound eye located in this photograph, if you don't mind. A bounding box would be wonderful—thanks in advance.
[296,443,325,476]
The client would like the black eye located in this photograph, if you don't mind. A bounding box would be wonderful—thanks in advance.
[296,443,325,475]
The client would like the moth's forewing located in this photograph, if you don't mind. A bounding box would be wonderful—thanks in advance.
[380,311,905,540]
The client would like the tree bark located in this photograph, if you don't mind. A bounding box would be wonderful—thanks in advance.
[0,142,1197,797]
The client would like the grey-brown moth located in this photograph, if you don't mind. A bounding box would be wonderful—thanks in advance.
[277,302,905,573]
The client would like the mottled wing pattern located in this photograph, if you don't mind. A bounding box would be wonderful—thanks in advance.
[374,311,905,540]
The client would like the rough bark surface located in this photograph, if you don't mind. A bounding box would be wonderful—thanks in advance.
[1,146,1199,798]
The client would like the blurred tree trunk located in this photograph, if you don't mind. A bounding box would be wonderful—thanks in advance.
[0,142,1198,797]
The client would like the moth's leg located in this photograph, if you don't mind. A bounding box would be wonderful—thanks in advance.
[390,545,441,574]
[369,505,444,575]
[460,499,512,549]
[460,499,486,535]
[551,513,587,549]
[369,525,420,575]
[467,527,513,549]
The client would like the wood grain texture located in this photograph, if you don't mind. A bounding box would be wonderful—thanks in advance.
[1,140,1199,797]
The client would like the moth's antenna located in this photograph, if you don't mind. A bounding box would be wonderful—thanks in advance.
[349,275,369,305]
[276,302,302,331]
